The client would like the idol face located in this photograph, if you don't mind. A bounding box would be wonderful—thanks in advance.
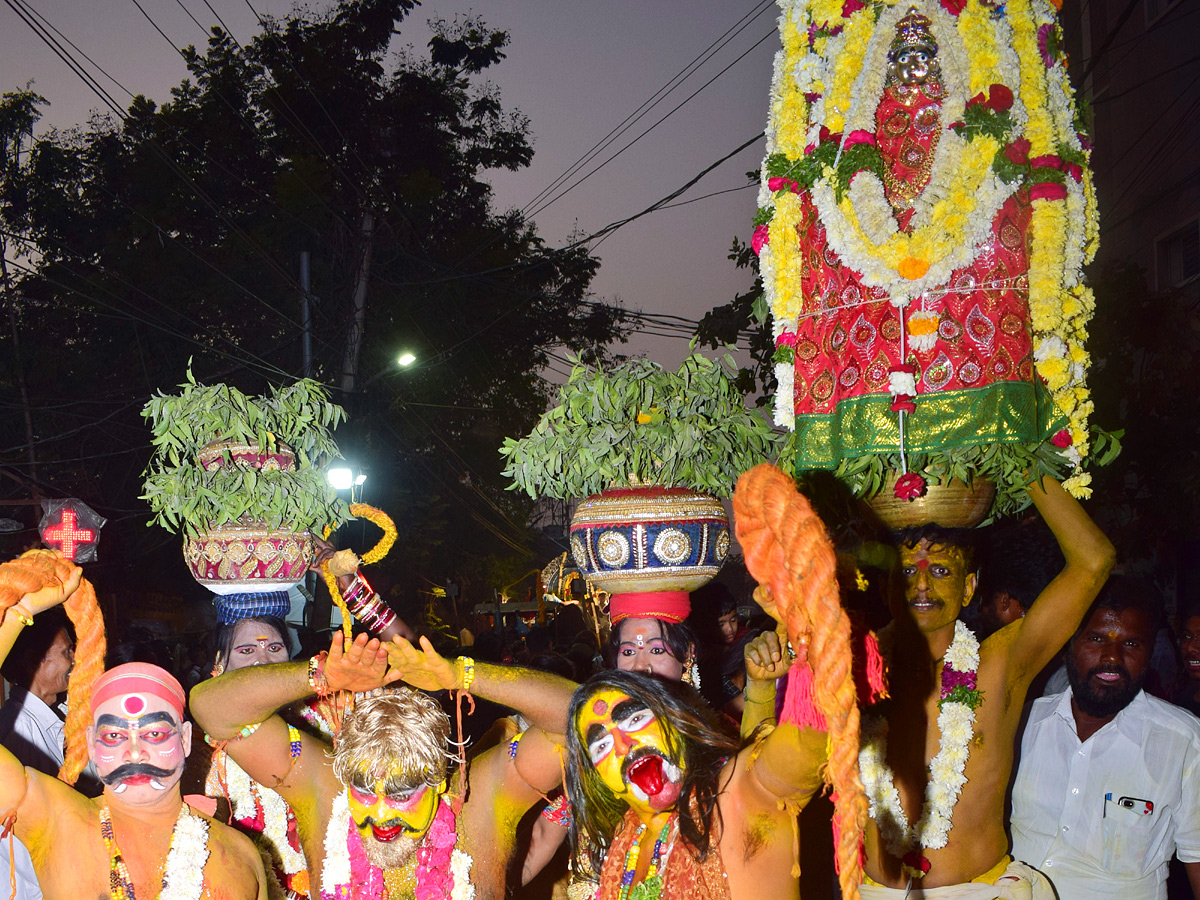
[614,618,685,681]
[897,539,976,635]
[88,693,191,804]
[346,777,445,869]
[225,620,289,671]
[577,688,683,812]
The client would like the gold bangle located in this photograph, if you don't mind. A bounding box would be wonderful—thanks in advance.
[460,657,475,693]
[5,605,33,628]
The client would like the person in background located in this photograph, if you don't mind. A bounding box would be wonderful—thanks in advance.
[1011,576,1200,900]
[1174,605,1200,718]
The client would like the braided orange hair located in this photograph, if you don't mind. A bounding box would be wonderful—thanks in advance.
[733,464,867,900]
[0,550,106,785]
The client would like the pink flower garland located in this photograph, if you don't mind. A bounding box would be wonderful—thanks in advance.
[343,798,459,900]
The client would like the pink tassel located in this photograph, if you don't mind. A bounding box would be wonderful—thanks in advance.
[863,630,888,704]
[780,661,828,731]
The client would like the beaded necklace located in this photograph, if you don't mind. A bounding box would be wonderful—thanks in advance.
[618,816,674,900]
[100,803,210,900]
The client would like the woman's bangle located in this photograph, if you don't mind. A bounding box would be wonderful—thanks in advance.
[459,656,476,693]
[308,652,330,698]
[4,604,33,628]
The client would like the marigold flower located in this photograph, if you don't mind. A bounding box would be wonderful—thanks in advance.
[898,257,930,280]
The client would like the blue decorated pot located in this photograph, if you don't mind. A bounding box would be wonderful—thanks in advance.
[568,487,730,594]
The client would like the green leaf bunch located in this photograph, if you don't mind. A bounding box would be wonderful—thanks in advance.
[140,367,351,536]
[499,352,780,500]
[783,428,1121,523]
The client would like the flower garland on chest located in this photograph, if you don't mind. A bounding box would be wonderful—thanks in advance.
[321,790,474,900]
[858,620,982,878]
[207,749,307,875]
[100,802,210,900]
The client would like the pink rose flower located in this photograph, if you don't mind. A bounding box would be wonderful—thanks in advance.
[1004,137,1031,166]
[1030,154,1063,170]
[841,0,865,15]
[775,330,798,348]
[751,224,770,256]
[1051,429,1073,448]
[987,84,1014,112]
[1066,163,1083,182]
[844,129,877,148]
[893,472,927,501]
[940,0,966,15]
[1030,182,1067,201]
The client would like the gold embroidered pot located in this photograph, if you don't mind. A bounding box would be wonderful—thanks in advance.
[197,438,296,473]
[569,487,730,595]
[184,520,314,594]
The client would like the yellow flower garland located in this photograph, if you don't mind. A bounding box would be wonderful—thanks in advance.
[321,503,398,639]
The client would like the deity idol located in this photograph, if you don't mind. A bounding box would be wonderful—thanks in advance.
[757,0,1097,515]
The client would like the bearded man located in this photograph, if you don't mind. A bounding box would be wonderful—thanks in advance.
[0,556,267,900]
[190,632,574,900]
[1011,576,1200,900]
[566,667,828,900]
[859,478,1114,897]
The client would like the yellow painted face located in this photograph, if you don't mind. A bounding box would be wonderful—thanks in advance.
[897,539,976,634]
[346,777,445,845]
[575,687,684,812]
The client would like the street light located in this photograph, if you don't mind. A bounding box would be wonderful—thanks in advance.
[397,352,416,367]
[327,466,354,490]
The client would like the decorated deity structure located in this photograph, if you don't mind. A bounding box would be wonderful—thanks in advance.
[755,0,1100,516]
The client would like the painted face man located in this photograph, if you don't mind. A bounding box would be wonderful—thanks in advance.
[576,686,685,813]
[224,620,289,670]
[86,663,191,805]
[332,688,451,871]
[613,618,691,682]
[897,538,977,636]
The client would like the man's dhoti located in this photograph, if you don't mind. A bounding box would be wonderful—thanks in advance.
[860,858,1054,900]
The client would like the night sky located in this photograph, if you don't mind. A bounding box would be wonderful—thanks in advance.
[0,0,779,371]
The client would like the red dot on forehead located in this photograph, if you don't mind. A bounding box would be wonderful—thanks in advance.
[122,695,145,716]
[592,699,608,716]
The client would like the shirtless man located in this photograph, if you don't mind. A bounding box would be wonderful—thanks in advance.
[566,667,828,900]
[0,554,266,900]
[860,478,1114,896]
[190,632,573,899]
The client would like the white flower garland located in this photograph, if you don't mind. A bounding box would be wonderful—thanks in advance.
[160,806,210,900]
[214,754,308,876]
[322,791,475,900]
[859,620,980,859]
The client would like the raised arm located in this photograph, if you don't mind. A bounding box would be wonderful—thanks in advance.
[1005,476,1115,683]
[0,553,83,825]
[190,632,396,805]
[385,635,576,734]
[733,718,828,812]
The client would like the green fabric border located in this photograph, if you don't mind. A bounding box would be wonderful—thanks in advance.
[793,380,1066,469]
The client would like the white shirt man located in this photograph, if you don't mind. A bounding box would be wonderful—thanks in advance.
[1011,582,1200,900]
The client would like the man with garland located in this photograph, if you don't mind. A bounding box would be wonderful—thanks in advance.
[0,554,268,900]
[1010,576,1200,900]
[858,477,1114,897]
[190,631,574,900]
[565,664,828,900]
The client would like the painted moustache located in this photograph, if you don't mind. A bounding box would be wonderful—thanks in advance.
[101,763,177,793]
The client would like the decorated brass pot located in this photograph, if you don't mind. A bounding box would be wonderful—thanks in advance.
[868,474,996,530]
[569,487,730,594]
[198,438,296,472]
[184,520,313,594]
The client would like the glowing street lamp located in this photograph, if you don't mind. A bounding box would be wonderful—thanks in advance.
[397,352,416,367]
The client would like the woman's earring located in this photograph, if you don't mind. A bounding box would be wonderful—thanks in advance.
[683,658,700,690]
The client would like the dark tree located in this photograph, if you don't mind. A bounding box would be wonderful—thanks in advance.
[0,0,625,606]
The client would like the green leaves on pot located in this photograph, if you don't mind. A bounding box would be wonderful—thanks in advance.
[140,369,351,536]
[499,353,779,499]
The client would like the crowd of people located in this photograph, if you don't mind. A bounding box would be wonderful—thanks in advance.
[0,472,1198,900]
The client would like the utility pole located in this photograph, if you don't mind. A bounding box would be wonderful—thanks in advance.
[1,254,43,518]
[340,210,375,393]
[299,251,313,378]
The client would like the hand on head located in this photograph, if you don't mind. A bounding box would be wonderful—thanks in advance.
[383,635,458,692]
[324,632,401,693]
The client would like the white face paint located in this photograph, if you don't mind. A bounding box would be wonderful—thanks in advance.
[88,692,191,804]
